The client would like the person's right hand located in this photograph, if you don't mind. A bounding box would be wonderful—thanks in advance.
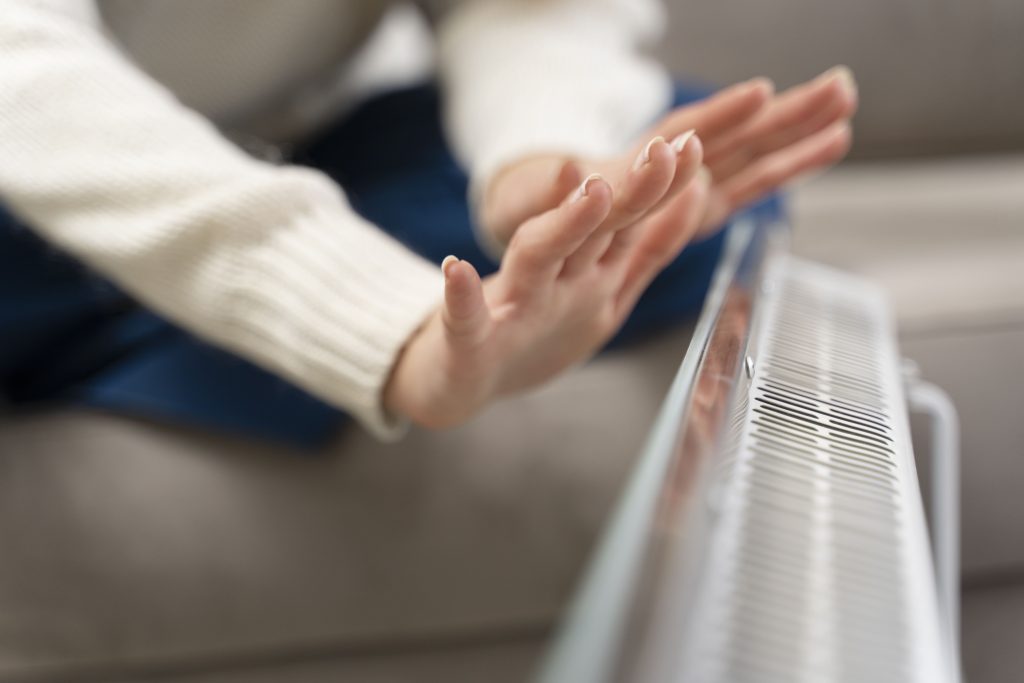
[384,135,709,429]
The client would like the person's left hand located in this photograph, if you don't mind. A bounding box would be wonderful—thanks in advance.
[481,66,858,248]
[385,156,711,429]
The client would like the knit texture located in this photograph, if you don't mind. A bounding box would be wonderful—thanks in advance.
[0,0,668,438]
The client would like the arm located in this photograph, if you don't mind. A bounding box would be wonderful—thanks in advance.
[0,0,442,438]
[433,0,673,254]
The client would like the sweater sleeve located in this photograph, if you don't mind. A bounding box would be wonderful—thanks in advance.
[0,0,443,440]
[434,0,673,232]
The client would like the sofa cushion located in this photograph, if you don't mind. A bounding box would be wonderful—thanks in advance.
[962,581,1024,683]
[791,156,1024,332]
[0,326,691,681]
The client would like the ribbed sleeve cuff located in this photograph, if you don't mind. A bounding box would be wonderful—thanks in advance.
[215,174,443,441]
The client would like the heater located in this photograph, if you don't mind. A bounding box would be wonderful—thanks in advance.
[538,219,961,683]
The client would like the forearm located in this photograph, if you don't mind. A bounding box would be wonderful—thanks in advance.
[0,0,442,438]
[435,0,673,193]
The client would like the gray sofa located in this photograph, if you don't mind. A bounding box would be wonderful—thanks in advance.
[2,1,1022,681]
[0,328,694,683]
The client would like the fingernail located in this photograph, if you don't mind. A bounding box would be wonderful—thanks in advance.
[441,254,459,278]
[572,173,603,203]
[823,65,856,92]
[671,129,697,154]
[633,136,665,171]
[747,76,775,94]
[697,166,712,185]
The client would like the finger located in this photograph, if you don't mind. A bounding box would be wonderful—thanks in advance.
[604,135,677,230]
[706,121,852,227]
[615,171,711,318]
[650,77,773,144]
[746,67,857,156]
[708,88,853,183]
[705,66,853,159]
[501,174,612,286]
[595,132,704,268]
[561,132,702,277]
[647,129,706,215]
[706,66,857,180]
[482,157,583,246]
[589,133,684,240]
[441,255,490,345]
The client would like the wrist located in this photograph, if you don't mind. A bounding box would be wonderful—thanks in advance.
[381,313,433,424]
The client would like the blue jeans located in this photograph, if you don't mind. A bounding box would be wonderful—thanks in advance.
[0,83,781,447]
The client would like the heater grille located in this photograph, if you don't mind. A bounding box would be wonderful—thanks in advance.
[677,257,948,683]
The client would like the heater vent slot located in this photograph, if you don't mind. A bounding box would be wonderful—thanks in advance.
[678,258,947,683]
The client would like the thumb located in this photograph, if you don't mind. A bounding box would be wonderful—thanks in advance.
[441,255,490,345]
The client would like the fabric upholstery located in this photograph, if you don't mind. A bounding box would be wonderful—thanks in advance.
[0,325,691,682]
[961,582,1024,683]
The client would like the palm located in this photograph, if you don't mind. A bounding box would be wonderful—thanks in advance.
[387,141,709,429]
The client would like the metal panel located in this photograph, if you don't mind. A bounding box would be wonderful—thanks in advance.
[663,258,952,682]
[536,223,956,683]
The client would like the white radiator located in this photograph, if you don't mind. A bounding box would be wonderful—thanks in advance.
[537,221,960,683]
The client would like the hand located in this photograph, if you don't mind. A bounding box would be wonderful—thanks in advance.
[482,66,858,247]
[385,141,710,429]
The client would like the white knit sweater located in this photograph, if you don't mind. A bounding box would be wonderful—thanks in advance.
[0,0,671,438]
